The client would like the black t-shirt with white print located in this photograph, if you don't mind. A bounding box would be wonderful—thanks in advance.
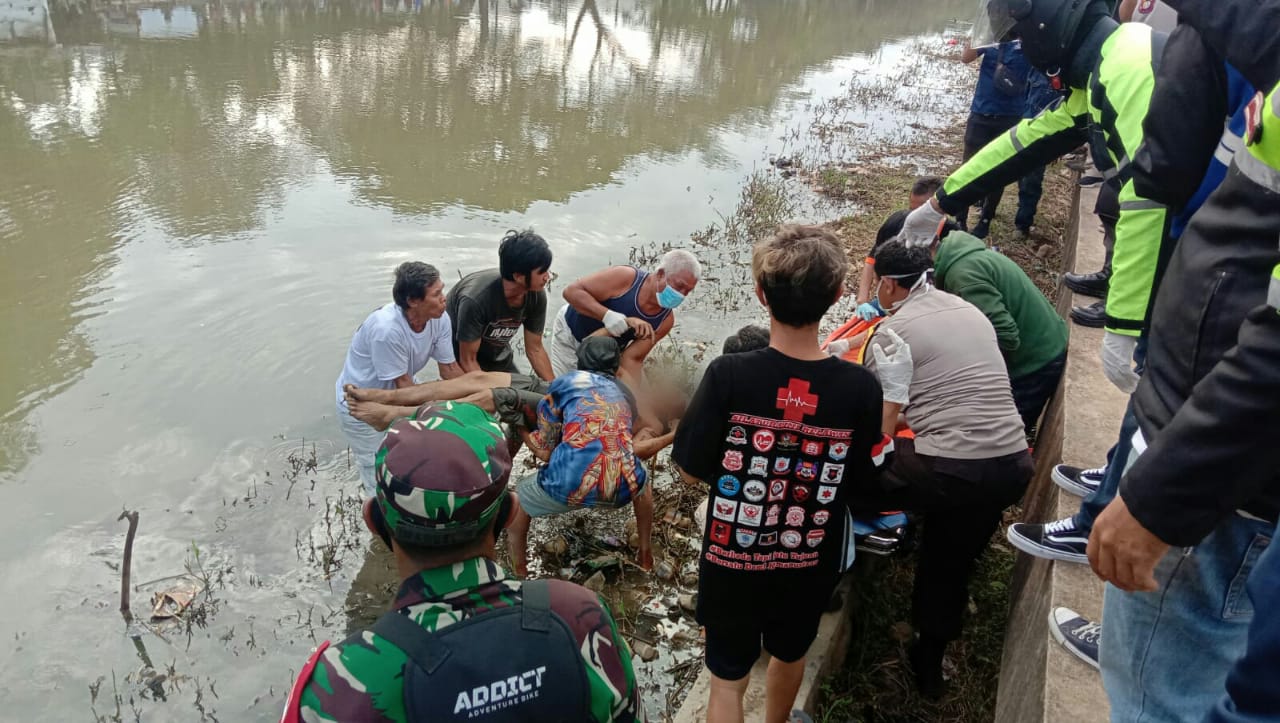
[673,348,890,623]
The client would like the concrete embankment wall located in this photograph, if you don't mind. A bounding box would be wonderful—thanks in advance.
[994,182,1121,723]
[1,0,54,42]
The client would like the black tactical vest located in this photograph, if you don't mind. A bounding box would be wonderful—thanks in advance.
[369,579,591,721]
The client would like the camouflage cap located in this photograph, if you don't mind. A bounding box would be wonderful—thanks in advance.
[374,401,513,547]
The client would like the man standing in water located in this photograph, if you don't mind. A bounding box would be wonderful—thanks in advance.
[548,250,702,381]
[335,261,461,497]
[448,229,555,381]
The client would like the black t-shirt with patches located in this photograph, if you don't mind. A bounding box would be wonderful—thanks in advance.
[673,348,889,623]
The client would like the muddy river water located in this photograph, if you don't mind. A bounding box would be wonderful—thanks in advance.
[0,0,971,718]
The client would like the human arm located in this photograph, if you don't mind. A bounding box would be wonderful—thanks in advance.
[855,262,877,305]
[1162,0,1280,92]
[619,313,674,381]
[452,297,487,374]
[960,40,982,64]
[935,90,1089,216]
[1131,24,1229,211]
[955,280,1021,355]
[519,427,551,463]
[633,422,677,461]
[431,312,464,380]
[562,266,649,337]
[880,401,902,438]
[524,329,555,381]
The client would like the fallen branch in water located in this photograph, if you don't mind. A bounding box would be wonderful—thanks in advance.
[117,509,140,623]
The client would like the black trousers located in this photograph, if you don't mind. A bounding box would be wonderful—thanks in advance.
[1010,351,1067,437]
[851,438,1033,641]
[962,112,1022,226]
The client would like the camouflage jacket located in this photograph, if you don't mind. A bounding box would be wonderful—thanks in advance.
[289,557,646,722]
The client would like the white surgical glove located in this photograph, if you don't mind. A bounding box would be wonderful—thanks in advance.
[1100,330,1140,394]
[897,200,946,248]
[602,310,629,336]
[827,339,852,357]
[870,328,913,405]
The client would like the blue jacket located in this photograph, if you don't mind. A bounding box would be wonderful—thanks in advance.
[970,42,1031,117]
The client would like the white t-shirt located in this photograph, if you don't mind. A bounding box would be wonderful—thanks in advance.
[334,303,455,407]
[1131,0,1176,33]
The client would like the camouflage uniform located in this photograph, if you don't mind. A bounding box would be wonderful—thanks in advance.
[294,557,646,722]
[286,401,646,722]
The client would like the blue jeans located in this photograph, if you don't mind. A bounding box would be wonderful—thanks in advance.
[1204,521,1280,723]
[1101,506,1274,722]
[1073,398,1138,533]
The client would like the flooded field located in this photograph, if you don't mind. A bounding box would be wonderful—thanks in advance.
[0,0,978,718]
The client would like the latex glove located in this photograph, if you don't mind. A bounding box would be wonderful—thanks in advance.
[897,200,946,248]
[870,328,913,405]
[1100,331,1140,394]
[827,338,852,357]
[855,300,884,321]
[602,310,629,336]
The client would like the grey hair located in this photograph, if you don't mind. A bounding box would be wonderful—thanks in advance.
[658,249,702,280]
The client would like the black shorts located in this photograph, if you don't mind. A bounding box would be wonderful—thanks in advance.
[703,611,823,681]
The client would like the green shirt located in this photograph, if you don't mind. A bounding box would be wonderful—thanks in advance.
[934,232,1068,379]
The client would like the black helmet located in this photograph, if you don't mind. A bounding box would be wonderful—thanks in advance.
[983,0,1108,72]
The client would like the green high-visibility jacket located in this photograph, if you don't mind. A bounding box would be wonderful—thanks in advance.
[937,22,1168,337]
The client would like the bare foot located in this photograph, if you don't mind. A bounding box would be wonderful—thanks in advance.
[348,398,402,432]
[344,384,394,404]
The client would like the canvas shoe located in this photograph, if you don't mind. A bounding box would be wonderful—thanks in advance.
[1006,517,1089,564]
[1050,607,1100,670]
[1051,464,1105,497]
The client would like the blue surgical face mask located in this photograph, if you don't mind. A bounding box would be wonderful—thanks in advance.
[657,284,686,309]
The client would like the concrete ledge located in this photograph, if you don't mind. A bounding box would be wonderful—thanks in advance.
[994,184,1126,723]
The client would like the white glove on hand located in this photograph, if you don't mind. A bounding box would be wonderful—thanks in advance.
[1101,330,1140,394]
[826,339,852,357]
[602,310,629,336]
[897,201,946,248]
[870,328,913,405]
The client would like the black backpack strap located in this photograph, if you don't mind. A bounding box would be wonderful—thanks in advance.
[521,579,552,632]
[370,611,452,675]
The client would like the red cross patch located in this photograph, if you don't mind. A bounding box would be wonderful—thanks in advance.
[776,378,819,422]
[1245,91,1266,146]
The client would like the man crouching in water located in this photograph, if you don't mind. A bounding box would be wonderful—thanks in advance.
[342,336,680,575]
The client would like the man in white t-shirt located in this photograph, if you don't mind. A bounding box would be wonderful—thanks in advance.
[335,262,462,496]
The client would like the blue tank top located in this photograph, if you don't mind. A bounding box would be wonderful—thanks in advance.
[564,267,671,342]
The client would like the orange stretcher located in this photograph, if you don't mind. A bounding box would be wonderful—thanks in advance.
[820,315,915,440]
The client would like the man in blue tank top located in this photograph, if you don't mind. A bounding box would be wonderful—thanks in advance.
[549,250,702,381]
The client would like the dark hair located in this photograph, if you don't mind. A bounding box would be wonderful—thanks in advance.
[722,325,771,354]
[498,229,553,282]
[576,336,622,375]
[874,209,910,249]
[392,261,441,309]
[911,176,944,199]
[872,240,933,288]
[752,225,850,328]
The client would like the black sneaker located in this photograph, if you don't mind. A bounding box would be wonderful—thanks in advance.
[971,218,991,239]
[1006,517,1089,564]
[1070,300,1107,328]
[1051,464,1105,497]
[1050,607,1100,670]
[1078,173,1104,187]
[1064,269,1109,298]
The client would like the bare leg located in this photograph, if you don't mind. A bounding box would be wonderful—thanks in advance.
[348,401,418,432]
[507,505,532,577]
[764,657,806,723]
[459,389,498,414]
[344,371,512,407]
[706,672,751,723]
[633,486,654,570]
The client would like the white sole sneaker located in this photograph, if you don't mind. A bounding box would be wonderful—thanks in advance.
[1049,608,1101,670]
[1006,525,1089,564]
[1051,467,1097,497]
